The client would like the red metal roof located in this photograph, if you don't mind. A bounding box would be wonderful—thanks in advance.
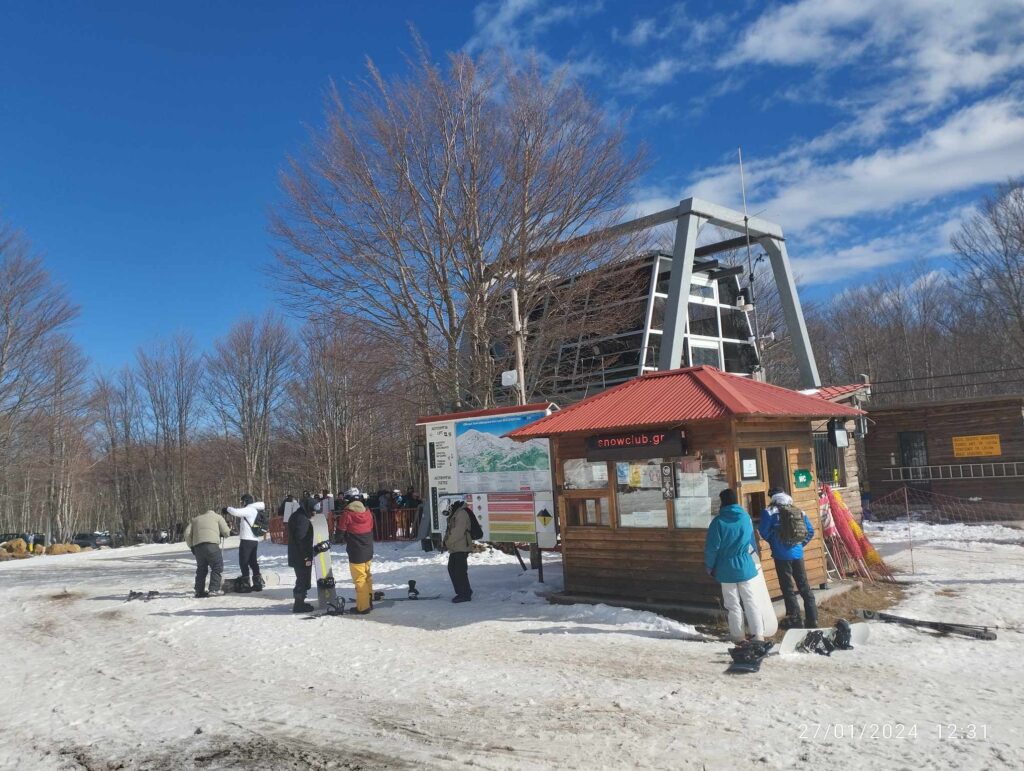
[417,402,556,426]
[506,366,863,439]
[800,383,868,401]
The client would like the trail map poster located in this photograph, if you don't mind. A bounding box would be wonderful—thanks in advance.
[454,412,552,493]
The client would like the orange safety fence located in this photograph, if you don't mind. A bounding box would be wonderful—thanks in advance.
[373,508,420,542]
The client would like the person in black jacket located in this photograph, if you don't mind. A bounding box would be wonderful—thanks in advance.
[288,496,316,613]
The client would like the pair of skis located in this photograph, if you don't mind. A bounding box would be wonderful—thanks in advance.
[857,610,997,641]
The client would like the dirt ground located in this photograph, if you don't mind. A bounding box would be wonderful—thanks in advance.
[697,579,905,639]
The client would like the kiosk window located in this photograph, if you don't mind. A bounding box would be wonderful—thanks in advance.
[563,458,609,490]
[615,460,669,528]
[674,451,729,528]
[566,497,610,527]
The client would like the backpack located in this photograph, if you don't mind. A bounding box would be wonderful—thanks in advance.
[251,509,269,537]
[466,507,484,541]
[778,503,808,546]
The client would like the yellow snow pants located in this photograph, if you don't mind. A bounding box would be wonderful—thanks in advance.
[350,561,373,611]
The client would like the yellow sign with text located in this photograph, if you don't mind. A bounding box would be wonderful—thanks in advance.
[952,434,1001,458]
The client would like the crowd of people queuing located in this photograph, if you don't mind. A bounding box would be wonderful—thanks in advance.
[184,485,478,613]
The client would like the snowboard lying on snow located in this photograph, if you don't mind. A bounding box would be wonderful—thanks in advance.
[725,640,774,674]
[778,620,869,655]
[303,582,440,618]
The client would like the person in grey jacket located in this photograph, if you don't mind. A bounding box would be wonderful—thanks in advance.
[184,509,230,598]
[444,501,474,603]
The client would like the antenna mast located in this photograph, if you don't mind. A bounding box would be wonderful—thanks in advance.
[738,148,762,369]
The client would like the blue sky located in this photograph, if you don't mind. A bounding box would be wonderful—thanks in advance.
[2,1,1023,371]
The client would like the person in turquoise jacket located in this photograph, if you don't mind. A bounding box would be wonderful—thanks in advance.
[704,488,765,643]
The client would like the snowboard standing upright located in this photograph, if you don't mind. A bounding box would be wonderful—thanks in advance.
[311,507,342,614]
[749,560,780,637]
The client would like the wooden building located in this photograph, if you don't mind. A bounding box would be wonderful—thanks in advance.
[801,383,871,520]
[508,366,863,606]
[865,395,1024,505]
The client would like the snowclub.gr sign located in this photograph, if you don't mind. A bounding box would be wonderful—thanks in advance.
[585,430,686,461]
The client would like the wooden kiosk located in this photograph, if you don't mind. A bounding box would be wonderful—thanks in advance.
[507,366,863,606]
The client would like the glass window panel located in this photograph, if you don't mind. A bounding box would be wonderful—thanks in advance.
[644,333,662,368]
[562,458,609,489]
[717,277,741,306]
[720,308,752,340]
[689,283,715,300]
[615,460,670,527]
[674,451,729,528]
[688,303,719,337]
[650,296,666,331]
[655,259,672,294]
[723,342,759,374]
[689,342,721,368]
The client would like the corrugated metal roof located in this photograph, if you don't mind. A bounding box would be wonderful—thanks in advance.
[416,402,556,426]
[800,383,868,401]
[507,366,864,439]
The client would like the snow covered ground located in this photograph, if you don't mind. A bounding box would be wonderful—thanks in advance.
[1,525,1021,770]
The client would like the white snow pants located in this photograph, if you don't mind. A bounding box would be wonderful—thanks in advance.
[721,579,765,642]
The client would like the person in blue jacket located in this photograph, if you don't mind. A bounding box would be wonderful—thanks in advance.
[704,487,765,644]
[759,488,818,629]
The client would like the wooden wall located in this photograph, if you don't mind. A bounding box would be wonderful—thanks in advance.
[554,418,828,606]
[811,417,864,519]
[865,399,1024,504]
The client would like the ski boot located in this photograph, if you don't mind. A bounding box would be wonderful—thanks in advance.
[235,576,253,594]
[293,597,314,613]
[252,574,265,592]
[408,580,420,600]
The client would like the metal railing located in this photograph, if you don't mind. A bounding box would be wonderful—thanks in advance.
[882,462,1024,482]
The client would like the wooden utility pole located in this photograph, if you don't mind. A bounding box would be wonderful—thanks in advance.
[510,288,527,406]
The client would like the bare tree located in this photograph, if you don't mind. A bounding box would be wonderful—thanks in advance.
[273,46,645,411]
[0,223,79,444]
[92,368,144,542]
[137,333,204,530]
[205,314,293,495]
[952,177,1024,359]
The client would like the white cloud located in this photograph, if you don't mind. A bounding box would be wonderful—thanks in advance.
[764,97,1024,230]
[720,0,1024,140]
[789,235,915,285]
[467,0,604,59]
[686,97,1024,231]
[622,58,685,88]
[616,17,658,47]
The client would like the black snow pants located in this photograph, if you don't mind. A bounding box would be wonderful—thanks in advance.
[293,563,312,601]
[193,543,224,594]
[775,557,818,627]
[239,539,261,582]
[447,551,472,599]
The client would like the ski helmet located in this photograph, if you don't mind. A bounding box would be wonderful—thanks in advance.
[344,487,361,501]
[240,493,254,506]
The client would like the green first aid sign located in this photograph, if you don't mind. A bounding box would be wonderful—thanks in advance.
[793,469,813,489]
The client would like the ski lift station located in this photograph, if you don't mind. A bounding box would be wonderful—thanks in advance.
[418,198,869,607]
